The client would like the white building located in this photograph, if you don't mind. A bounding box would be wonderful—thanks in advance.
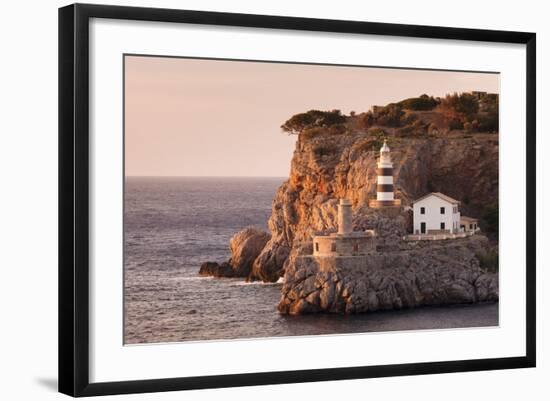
[412,192,461,235]
[460,216,480,233]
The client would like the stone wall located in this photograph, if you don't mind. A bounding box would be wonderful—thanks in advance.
[278,236,498,314]
[313,234,376,257]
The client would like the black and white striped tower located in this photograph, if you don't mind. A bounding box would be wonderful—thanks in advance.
[369,140,401,208]
[376,140,394,202]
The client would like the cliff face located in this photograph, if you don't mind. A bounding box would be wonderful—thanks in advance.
[252,131,498,282]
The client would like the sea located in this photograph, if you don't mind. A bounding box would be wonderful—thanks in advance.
[124,177,498,344]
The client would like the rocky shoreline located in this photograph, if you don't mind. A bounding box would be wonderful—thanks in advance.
[200,222,498,315]
[278,235,498,315]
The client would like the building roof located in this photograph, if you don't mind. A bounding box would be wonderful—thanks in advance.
[413,192,461,205]
[460,216,478,222]
[380,140,390,153]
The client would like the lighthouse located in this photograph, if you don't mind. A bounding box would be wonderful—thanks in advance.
[368,140,401,208]
[377,140,395,202]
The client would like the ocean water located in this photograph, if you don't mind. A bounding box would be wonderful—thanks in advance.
[124,177,498,344]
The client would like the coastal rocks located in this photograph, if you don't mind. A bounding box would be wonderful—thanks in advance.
[249,240,290,282]
[199,227,270,278]
[198,261,234,277]
[278,236,498,315]
[229,227,271,276]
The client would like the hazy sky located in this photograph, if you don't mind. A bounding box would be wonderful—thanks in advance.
[124,56,499,177]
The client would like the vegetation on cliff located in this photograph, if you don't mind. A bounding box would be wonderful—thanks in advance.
[280,92,499,138]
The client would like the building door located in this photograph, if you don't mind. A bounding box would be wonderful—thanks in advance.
[420,222,426,234]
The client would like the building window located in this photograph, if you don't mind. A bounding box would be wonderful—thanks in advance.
[440,207,445,214]
[470,224,473,230]
[440,222,445,230]
[420,207,425,215]
[331,243,336,252]
[315,242,319,252]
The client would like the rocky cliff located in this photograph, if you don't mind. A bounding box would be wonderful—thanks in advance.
[201,95,499,284]
[251,129,498,282]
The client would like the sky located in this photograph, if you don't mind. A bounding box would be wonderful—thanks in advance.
[124,56,499,177]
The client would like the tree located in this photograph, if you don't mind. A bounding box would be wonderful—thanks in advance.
[373,104,405,127]
[440,92,479,122]
[477,93,499,132]
[280,109,346,135]
[397,94,438,111]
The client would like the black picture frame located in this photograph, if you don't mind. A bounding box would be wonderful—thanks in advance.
[59,3,536,397]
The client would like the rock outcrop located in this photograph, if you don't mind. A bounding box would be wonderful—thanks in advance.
[230,227,271,276]
[278,235,498,314]
[198,261,234,278]
[199,227,270,279]
[253,131,498,282]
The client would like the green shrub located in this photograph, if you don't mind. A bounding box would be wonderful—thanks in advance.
[313,144,338,157]
[358,111,374,130]
[365,128,386,148]
[449,118,464,130]
[354,138,379,154]
[397,94,438,111]
[476,249,499,273]
[477,112,499,132]
[440,92,479,121]
[300,127,325,140]
[397,119,427,137]
[373,104,405,127]
[482,204,499,234]
[327,124,347,136]
[367,127,386,137]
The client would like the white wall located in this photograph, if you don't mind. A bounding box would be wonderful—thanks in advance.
[0,0,547,400]
[413,196,460,234]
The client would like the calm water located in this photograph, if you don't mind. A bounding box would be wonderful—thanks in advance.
[124,177,498,344]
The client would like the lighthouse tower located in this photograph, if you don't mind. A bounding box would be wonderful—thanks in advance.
[311,198,376,257]
[368,140,401,208]
[337,199,353,235]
